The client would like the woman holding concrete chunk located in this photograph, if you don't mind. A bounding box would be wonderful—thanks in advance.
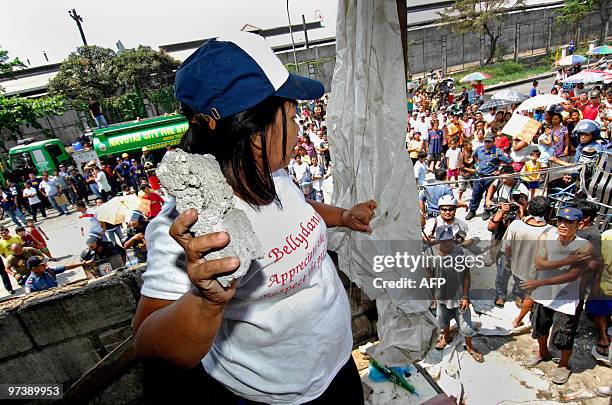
[133,32,375,404]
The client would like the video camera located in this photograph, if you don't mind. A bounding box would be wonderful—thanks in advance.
[486,197,521,224]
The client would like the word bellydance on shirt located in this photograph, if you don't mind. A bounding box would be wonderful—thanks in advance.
[263,212,327,298]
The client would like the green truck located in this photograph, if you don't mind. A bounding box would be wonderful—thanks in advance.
[2,114,188,186]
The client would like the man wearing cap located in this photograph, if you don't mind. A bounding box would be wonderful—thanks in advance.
[465,133,512,220]
[579,93,600,121]
[122,210,149,263]
[76,200,103,239]
[522,207,592,384]
[24,256,88,294]
[428,223,483,362]
[6,244,42,286]
[423,195,470,246]
[117,154,132,185]
[140,146,155,167]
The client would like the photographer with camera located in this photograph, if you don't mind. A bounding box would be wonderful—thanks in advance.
[466,133,512,220]
[423,195,470,247]
[486,165,529,307]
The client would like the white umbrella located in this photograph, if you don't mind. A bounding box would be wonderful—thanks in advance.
[563,69,612,84]
[491,89,528,102]
[516,94,565,111]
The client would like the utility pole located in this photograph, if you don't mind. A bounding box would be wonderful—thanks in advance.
[68,9,88,46]
[286,0,299,72]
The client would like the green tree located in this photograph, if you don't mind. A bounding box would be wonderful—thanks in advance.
[109,45,180,93]
[438,0,525,65]
[559,0,610,44]
[0,48,25,80]
[0,47,65,149]
[48,45,118,104]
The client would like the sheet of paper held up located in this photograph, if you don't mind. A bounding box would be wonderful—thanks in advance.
[501,114,541,144]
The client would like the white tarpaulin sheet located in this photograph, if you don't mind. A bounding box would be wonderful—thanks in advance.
[326,0,437,365]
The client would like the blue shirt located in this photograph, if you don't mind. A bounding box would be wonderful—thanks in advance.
[529,87,537,97]
[473,145,511,176]
[574,141,606,163]
[428,130,443,155]
[420,182,453,215]
[25,265,66,293]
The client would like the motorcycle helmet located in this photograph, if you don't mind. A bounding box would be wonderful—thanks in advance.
[572,119,601,141]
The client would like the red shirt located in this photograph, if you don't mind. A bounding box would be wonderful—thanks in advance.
[148,175,161,191]
[580,103,600,120]
[495,136,510,150]
[475,83,485,96]
[142,192,164,219]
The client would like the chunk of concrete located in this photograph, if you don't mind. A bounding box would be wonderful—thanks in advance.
[157,149,263,287]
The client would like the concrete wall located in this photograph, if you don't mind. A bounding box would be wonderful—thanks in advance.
[0,262,375,403]
[407,6,610,74]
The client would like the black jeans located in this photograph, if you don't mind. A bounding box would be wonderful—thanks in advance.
[30,202,47,222]
[144,357,364,405]
[0,259,13,292]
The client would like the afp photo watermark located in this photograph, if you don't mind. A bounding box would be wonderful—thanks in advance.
[359,240,487,301]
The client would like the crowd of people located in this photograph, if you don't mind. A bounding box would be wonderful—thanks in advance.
[415,74,611,387]
[0,145,165,295]
[287,97,332,202]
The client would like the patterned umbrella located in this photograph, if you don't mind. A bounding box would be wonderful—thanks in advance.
[479,99,513,111]
[460,72,492,83]
[587,45,612,56]
[556,54,587,66]
[491,89,528,102]
[563,69,612,84]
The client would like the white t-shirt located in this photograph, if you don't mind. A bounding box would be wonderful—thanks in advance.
[141,171,352,404]
[292,162,309,183]
[445,148,461,170]
[502,219,552,281]
[23,187,41,205]
[79,208,103,236]
[531,229,589,315]
[95,171,112,193]
[309,164,326,191]
[413,160,427,185]
[40,178,59,197]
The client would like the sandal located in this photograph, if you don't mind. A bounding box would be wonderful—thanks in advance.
[494,297,505,308]
[464,345,484,363]
[435,335,453,350]
[524,353,552,368]
[595,343,609,357]
[551,367,571,385]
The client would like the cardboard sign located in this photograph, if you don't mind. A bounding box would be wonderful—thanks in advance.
[501,114,541,144]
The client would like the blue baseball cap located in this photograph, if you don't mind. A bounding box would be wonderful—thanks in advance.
[557,207,583,221]
[175,32,324,120]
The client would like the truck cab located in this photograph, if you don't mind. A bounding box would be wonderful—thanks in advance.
[7,139,71,181]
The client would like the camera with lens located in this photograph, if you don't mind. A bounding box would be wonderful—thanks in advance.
[454,230,467,245]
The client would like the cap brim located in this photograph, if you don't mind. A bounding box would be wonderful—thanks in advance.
[274,73,324,101]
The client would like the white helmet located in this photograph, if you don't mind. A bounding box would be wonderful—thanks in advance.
[438,195,457,208]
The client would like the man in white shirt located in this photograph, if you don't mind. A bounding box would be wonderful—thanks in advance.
[75,200,104,239]
[484,107,497,124]
[415,114,430,138]
[40,171,69,216]
[523,208,592,385]
[309,156,329,203]
[291,154,309,185]
[93,166,112,202]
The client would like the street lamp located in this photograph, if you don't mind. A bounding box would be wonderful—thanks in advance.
[68,9,88,46]
[286,0,299,72]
